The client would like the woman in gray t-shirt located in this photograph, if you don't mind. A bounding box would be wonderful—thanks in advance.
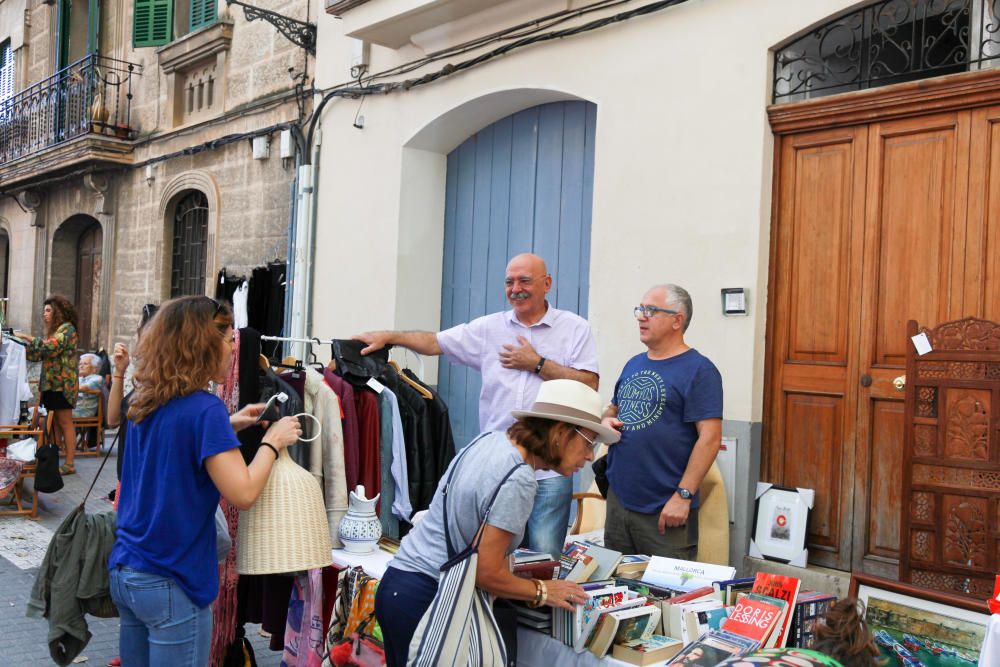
[374,379,621,667]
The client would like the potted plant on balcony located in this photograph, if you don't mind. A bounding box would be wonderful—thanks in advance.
[113,123,130,140]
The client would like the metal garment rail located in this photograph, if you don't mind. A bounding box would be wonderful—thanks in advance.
[260,334,333,360]
[259,335,425,378]
[260,335,335,345]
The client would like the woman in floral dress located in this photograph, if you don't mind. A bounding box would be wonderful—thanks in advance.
[15,295,80,475]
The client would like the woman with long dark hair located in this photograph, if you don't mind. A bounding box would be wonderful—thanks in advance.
[15,294,80,475]
[108,295,301,666]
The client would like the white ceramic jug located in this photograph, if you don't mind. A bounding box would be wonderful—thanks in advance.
[338,485,382,553]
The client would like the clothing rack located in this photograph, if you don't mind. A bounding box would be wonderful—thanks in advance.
[260,335,427,379]
[259,334,333,361]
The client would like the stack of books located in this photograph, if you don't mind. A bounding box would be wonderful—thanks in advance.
[559,541,624,582]
[787,590,837,648]
[664,572,802,665]
[612,635,684,665]
[512,548,560,581]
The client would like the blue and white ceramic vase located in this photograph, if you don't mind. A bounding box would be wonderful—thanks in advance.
[338,485,382,553]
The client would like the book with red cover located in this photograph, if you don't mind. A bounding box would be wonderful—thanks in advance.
[720,595,782,643]
[664,586,717,604]
[750,572,801,648]
[513,559,560,580]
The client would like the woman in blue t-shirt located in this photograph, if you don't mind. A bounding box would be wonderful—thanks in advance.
[108,295,302,666]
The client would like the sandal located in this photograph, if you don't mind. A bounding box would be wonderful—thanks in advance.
[59,464,76,476]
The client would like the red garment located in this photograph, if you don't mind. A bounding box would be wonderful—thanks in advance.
[354,389,381,500]
[323,370,360,491]
[321,566,340,635]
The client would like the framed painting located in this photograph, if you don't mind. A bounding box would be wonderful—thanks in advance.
[849,574,990,666]
[749,484,812,566]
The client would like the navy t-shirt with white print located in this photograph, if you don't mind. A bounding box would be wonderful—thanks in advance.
[606,349,723,514]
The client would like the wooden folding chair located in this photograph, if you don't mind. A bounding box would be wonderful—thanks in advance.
[0,414,43,519]
[71,387,105,458]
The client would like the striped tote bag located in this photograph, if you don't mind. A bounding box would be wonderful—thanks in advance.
[406,443,524,667]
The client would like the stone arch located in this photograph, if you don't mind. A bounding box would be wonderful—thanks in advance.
[49,214,103,349]
[157,170,220,299]
[391,87,597,347]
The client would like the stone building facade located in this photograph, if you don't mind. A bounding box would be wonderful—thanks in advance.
[0,0,314,349]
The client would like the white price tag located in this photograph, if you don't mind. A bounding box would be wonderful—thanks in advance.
[911,332,932,356]
[366,377,385,394]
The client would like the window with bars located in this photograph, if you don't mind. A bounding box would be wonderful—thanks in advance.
[0,41,14,106]
[170,190,209,297]
[134,0,216,48]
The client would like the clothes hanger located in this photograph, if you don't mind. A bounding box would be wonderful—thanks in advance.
[258,354,270,371]
[309,338,326,372]
[388,360,432,400]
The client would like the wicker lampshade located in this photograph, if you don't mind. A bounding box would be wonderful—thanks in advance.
[237,448,333,575]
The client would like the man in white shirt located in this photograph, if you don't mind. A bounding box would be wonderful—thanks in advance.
[355,253,598,556]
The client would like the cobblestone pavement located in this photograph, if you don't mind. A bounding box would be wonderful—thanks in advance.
[0,436,283,666]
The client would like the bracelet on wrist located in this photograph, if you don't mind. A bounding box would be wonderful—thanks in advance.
[261,442,280,459]
[113,375,125,380]
[528,579,544,608]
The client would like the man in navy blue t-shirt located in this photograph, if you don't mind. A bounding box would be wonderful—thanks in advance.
[603,284,723,558]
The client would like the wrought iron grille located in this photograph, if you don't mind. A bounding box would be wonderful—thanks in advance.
[0,54,142,165]
[171,191,209,298]
[773,0,1000,103]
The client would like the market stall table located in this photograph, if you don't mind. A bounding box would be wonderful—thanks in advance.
[329,547,674,667]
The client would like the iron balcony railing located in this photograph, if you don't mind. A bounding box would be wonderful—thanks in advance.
[0,54,142,165]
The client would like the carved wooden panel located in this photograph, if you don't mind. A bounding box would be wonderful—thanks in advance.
[944,389,990,460]
[901,317,1000,602]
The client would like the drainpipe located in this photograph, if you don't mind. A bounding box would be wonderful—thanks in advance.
[289,160,314,361]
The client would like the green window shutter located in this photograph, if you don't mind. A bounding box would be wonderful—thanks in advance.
[189,0,217,32]
[133,0,173,47]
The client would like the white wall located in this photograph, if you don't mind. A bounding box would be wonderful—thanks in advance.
[311,0,860,423]
[0,0,27,51]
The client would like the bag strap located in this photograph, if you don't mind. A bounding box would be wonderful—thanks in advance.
[442,435,526,558]
[78,425,122,510]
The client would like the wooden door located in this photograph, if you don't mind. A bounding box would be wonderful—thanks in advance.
[765,126,868,570]
[968,105,1000,321]
[899,317,1000,601]
[439,101,597,449]
[851,113,970,576]
[75,221,102,350]
[767,113,970,574]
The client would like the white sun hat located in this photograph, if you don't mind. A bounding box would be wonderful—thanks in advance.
[510,379,621,444]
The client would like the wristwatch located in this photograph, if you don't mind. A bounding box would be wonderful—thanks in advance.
[676,487,693,500]
[534,357,546,374]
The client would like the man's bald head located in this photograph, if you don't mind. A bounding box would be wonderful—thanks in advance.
[506,253,547,276]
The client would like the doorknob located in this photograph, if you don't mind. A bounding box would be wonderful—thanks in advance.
[893,375,906,392]
[860,374,872,387]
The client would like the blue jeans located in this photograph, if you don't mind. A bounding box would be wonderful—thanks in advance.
[109,566,213,667]
[522,474,573,559]
[374,566,440,667]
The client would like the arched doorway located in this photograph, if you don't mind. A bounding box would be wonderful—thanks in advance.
[0,227,9,302]
[169,190,209,297]
[50,214,102,350]
[438,100,598,449]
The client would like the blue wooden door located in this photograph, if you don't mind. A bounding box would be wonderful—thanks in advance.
[439,100,597,450]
